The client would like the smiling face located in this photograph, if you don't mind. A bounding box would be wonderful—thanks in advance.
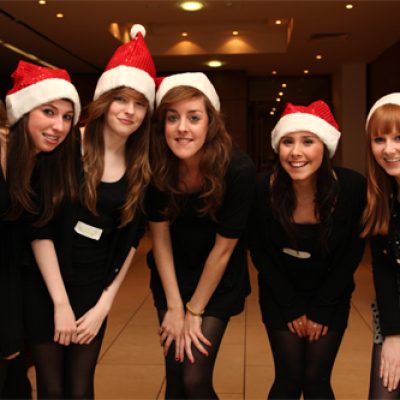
[164,95,209,165]
[104,89,148,140]
[371,130,400,182]
[278,131,325,184]
[27,99,74,154]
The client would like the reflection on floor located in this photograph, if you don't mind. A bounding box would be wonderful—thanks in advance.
[29,235,375,399]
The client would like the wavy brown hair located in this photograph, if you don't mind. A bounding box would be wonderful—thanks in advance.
[361,103,400,237]
[270,145,339,251]
[81,86,151,227]
[6,105,78,225]
[150,86,232,220]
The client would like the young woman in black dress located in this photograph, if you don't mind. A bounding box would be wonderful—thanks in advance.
[22,25,156,399]
[249,101,366,399]
[146,72,256,399]
[362,93,400,399]
[1,61,81,398]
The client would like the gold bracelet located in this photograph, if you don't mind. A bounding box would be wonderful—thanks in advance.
[186,302,204,317]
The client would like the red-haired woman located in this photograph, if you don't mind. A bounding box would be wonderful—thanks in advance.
[362,93,400,399]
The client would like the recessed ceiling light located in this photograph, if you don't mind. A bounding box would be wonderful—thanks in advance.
[270,111,275,115]
[179,1,204,11]
[276,97,281,102]
[304,69,309,74]
[345,4,353,9]
[272,70,277,75]
[275,20,282,25]
[38,0,46,4]
[56,13,64,18]
[181,32,188,37]
[281,83,287,88]
[206,60,223,68]
[316,54,322,60]
[232,30,239,36]
[278,92,284,96]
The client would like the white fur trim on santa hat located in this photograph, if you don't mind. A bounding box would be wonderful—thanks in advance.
[156,72,220,111]
[271,112,341,158]
[6,78,81,126]
[93,65,155,110]
[366,92,400,128]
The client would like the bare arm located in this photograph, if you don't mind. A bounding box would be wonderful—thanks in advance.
[149,221,185,361]
[31,239,76,345]
[75,247,136,344]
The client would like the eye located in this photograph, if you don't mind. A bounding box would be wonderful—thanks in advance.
[395,135,400,142]
[281,138,293,145]
[63,114,73,122]
[372,136,385,144]
[303,138,315,145]
[113,95,127,103]
[166,114,178,123]
[42,108,55,116]
[135,100,146,108]
[189,115,201,123]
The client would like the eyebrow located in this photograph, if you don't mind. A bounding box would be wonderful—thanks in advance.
[42,102,73,113]
[166,108,204,113]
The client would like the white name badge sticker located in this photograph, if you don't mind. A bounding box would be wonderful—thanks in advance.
[74,221,103,241]
[282,247,311,259]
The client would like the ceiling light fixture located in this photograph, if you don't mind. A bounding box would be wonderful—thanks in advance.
[206,60,223,68]
[276,98,281,102]
[56,13,64,18]
[281,83,287,88]
[345,4,353,9]
[232,30,239,36]
[304,69,309,74]
[316,54,322,60]
[38,0,46,4]
[179,1,204,12]
[272,70,277,75]
[278,92,284,96]
[275,20,282,25]
[181,32,188,37]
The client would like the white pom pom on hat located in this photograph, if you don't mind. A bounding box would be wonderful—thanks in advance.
[93,23,156,110]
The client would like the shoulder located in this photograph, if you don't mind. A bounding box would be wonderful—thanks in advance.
[226,147,256,179]
[335,167,366,192]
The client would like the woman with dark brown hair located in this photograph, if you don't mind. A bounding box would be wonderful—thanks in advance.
[1,60,81,397]
[249,101,366,399]
[146,72,256,399]
[362,93,400,399]
[23,24,156,399]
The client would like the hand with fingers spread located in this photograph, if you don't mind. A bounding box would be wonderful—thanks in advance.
[287,314,308,338]
[306,318,328,342]
[159,307,185,362]
[380,335,400,392]
[75,304,108,345]
[184,312,212,364]
[54,303,77,346]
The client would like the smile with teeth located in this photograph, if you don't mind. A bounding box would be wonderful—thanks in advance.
[289,161,308,168]
[43,133,60,144]
[384,158,400,163]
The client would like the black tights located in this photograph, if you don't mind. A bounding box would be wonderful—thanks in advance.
[30,340,102,399]
[158,309,228,399]
[369,343,400,399]
[266,328,344,400]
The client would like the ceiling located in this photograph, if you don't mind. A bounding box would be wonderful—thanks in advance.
[0,0,399,78]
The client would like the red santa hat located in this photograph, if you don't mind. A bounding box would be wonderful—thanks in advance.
[94,24,156,110]
[271,100,341,158]
[6,60,81,126]
[366,92,400,128]
[156,72,220,111]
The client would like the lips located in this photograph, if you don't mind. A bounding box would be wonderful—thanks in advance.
[42,133,60,145]
[175,138,193,144]
[289,161,308,168]
[384,158,400,163]
[118,118,134,125]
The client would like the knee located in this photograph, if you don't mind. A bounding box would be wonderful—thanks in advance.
[303,372,332,399]
[269,376,302,399]
[182,371,214,398]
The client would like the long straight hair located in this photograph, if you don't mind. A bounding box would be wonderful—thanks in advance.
[6,116,77,225]
[150,86,232,220]
[270,145,339,250]
[361,103,400,237]
[81,86,151,227]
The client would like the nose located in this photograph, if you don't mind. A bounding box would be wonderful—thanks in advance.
[384,138,396,154]
[291,141,303,157]
[178,118,187,133]
[52,115,64,132]
[125,100,135,115]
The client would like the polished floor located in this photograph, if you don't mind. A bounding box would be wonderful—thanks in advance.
[29,234,375,399]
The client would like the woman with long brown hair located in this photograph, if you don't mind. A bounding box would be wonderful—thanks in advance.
[23,24,156,398]
[1,60,81,397]
[146,72,256,399]
[249,101,366,399]
[362,93,400,399]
